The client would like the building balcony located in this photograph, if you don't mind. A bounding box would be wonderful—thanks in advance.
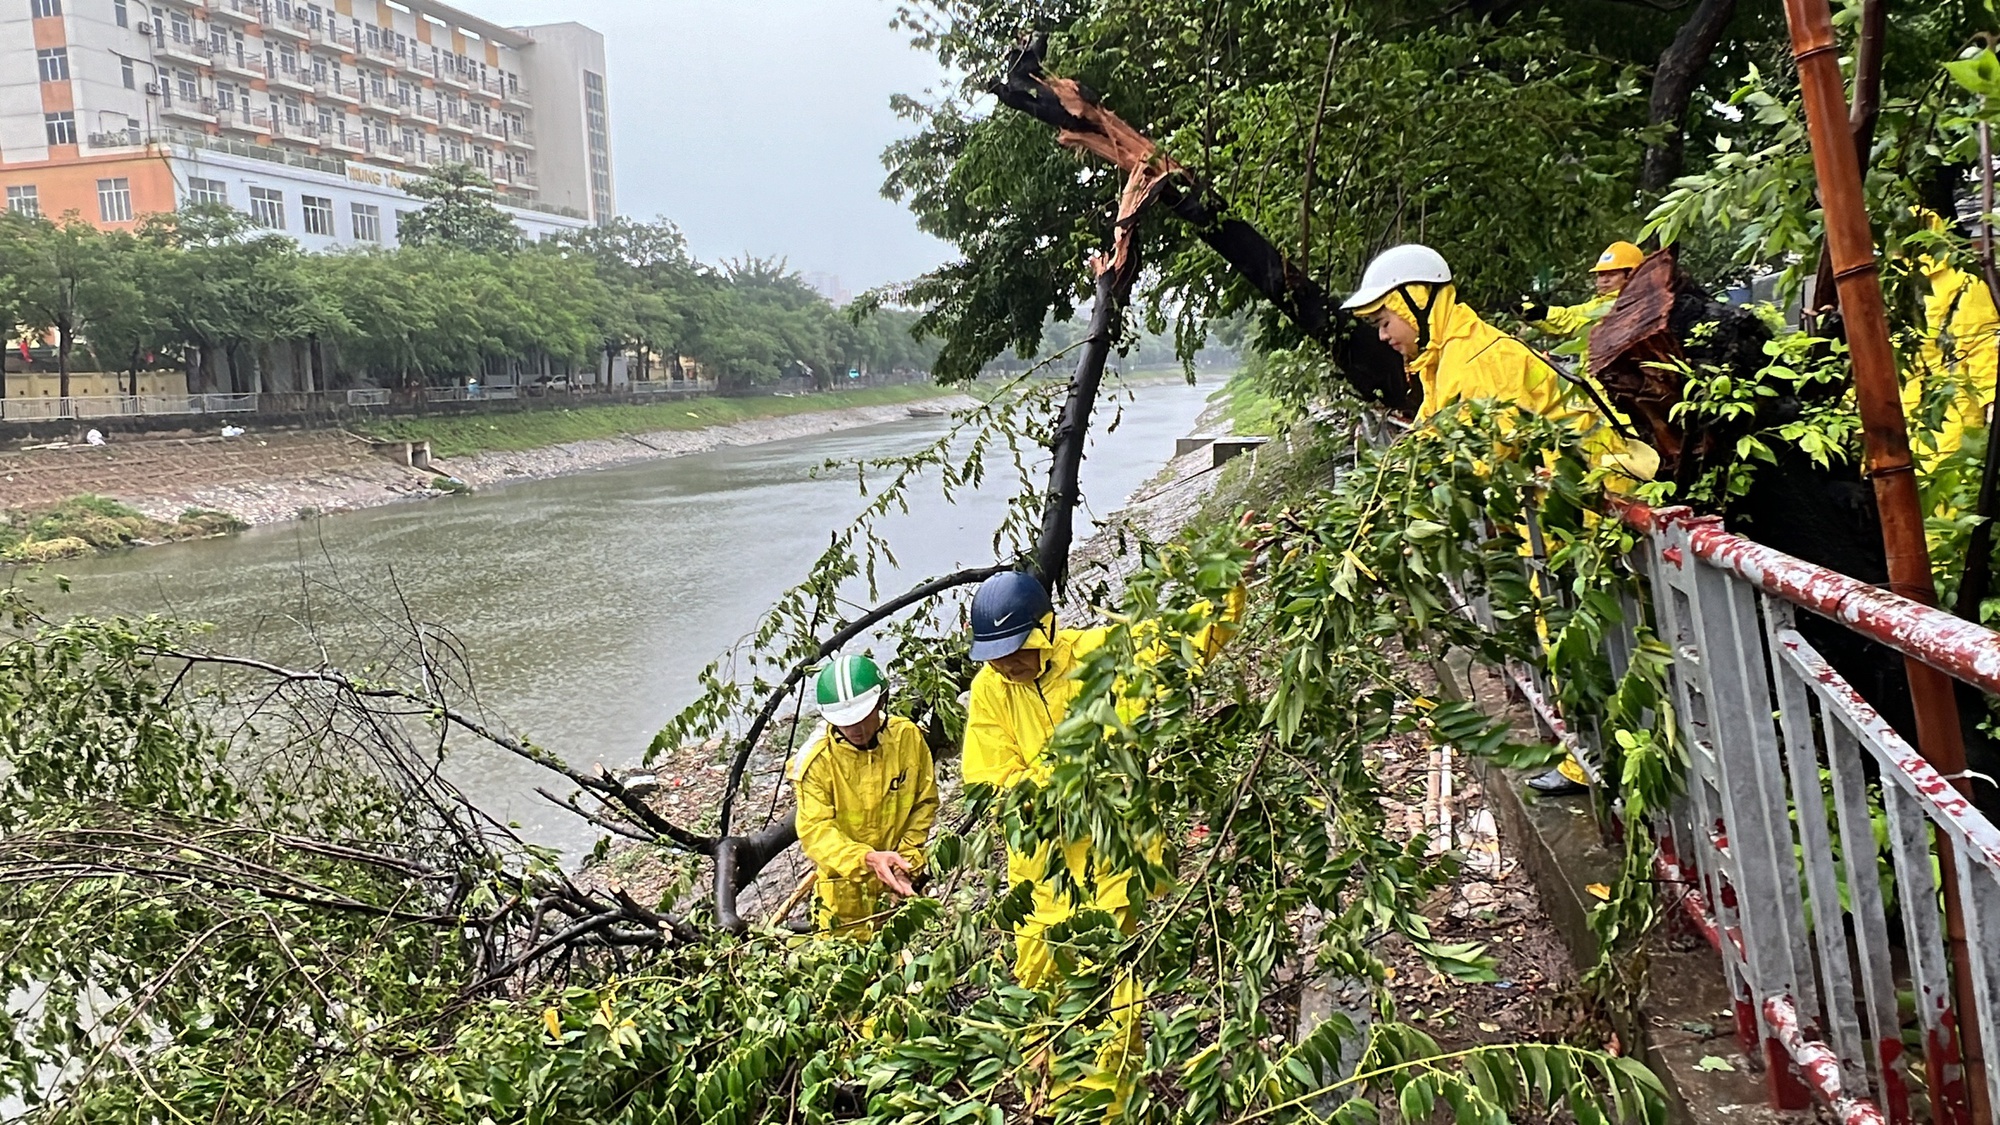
[494,166,536,190]
[361,137,406,164]
[269,117,319,146]
[358,91,401,118]
[359,41,403,69]
[477,118,507,143]
[504,128,535,149]
[212,49,266,79]
[313,22,355,52]
[160,93,219,124]
[322,127,366,155]
[315,77,359,104]
[434,66,472,92]
[475,74,505,100]
[438,111,478,136]
[88,128,153,149]
[205,0,262,22]
[263,15,308,40]
[503,82,531,107]
[217,105,270,134]
[268,65,313,93]
[156,33,213,67]
[407,100,440,123]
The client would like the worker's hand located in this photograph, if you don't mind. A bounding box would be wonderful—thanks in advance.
[1520,299,1549,323]
[865,850,917,897]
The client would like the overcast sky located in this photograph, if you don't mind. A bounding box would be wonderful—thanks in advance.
[470,0,956,294]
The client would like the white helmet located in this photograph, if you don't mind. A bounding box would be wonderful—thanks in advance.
[1341,244,1453,312]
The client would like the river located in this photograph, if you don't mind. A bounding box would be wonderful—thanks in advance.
[30,378,1218,857]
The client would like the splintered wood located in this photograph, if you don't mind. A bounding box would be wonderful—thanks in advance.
[1588,249,1691,469]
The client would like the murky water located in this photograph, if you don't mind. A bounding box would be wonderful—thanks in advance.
[28,379,1216,856]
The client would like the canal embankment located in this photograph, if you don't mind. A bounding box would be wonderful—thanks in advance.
[0,385,976,558]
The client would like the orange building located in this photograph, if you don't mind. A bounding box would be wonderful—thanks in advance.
[0,0,609,243]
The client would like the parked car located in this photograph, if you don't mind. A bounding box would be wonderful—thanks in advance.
[527,375,573,397]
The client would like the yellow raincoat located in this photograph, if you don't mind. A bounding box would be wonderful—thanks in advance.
[1528,293,1615,342]
[789,715,938,935]
[1905,253,1999,472]
[1383,285,1655,788]
[963,592,1242,1113]
[1380,284,1659,488]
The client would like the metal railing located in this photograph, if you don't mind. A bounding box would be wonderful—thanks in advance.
[0,394,258,421]
[345,388,389,407]
[1489,500,2000,1124]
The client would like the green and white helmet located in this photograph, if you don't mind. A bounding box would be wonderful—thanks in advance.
[815,653,886,727]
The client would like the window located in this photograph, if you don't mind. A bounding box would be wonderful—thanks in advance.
[44,112,76,146]
[97,178,132,222]
[351,202,380,242]
[393,209,412,237]
[187,177,227,206]
[168,9,190,41]
[114,0,126,25]
[248,186,284,229]
[301,195,333,236]
[121,57,135,88]
[216,82,235,111]
[37,48,69,82]
[584,71,611,219]
[28,0,59,16]
[175,70,197,101]
[6,186,38,217]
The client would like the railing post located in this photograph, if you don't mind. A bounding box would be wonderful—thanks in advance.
[1670,517,1816,1108]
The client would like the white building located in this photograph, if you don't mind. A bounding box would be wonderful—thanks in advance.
[0,0,614,245]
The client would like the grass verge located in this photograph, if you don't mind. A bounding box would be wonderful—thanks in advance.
[354,384,962,459]
[1207,370,1291,437]
[1,496,247,563]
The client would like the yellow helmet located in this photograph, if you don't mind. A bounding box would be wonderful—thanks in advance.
[1591,241,1646,273]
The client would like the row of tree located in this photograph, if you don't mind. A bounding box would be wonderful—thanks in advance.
[0,165,937,398]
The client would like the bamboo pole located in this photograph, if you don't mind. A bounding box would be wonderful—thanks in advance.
[1781,0,1985,1118]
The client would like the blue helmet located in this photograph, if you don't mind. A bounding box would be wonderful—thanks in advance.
[969,571,1051,661]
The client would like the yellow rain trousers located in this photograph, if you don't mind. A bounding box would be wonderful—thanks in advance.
[963,592,1243,1114]
[789,715,938,936]
[1904,254,1999,474]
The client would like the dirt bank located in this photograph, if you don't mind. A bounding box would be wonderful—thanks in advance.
[0,396,978,531]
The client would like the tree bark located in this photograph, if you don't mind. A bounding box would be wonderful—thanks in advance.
[990,38,1413,410]
[57,321,71,403]
[1638,0,1740,193]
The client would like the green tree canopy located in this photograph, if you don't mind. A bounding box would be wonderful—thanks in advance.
[397,163,522,254]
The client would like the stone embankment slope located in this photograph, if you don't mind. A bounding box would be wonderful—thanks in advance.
[0,397,977,528]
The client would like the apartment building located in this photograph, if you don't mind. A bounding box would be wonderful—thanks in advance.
[0,0,614,247]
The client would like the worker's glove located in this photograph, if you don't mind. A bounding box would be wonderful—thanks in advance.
[1519,299,1550,323]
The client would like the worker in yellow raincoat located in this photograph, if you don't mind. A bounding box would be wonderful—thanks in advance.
[789,653,938,936]
[1520,240,1646,353]
[1903,211,1999,476]
[962,569,1242,1113]
[1343,243,1660,797]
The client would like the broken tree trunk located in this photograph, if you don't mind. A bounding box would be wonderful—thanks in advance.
[990,37,1413,412]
